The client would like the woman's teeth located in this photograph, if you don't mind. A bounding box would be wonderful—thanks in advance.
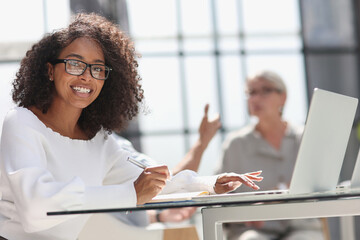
[72,86,90,93]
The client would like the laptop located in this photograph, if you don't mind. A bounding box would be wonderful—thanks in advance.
[193,88,358,202]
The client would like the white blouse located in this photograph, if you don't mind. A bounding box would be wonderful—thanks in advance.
[0,107,216,240]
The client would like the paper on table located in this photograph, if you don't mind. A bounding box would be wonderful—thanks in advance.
[160,170,217,195]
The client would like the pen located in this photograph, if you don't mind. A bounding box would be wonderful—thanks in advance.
[127,156,173,179]
[127,156,152,169]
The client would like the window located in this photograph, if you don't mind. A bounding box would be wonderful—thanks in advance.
[127,0,307,175]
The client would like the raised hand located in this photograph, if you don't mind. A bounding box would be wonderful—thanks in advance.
[198,104,221,147]
[134,165,170,205]
[214,171,263,194]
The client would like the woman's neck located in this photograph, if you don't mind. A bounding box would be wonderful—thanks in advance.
[29,105,88,140]
[255,117,287,150]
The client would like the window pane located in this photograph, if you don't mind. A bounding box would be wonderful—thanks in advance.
[220,55,247,129]
[127,0,177,38]
[0,42,33,61]
[0,0,44,42]
[242,0,300,34]
[215,0,239,35]
[138,57,183,131]
[185,56,219,130]
[180,0,212,36]
[140,134,185,170]
[45,0,70,32]
[135,39,178,53]
[183,38,213,52]
[246,54,307,125]
[0,63,19,137]
[215,0,241,52]
[218,37,240,52]
[245,36,302,51]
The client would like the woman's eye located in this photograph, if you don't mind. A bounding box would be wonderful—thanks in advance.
[69,61,80,67]
[93,66,104,72]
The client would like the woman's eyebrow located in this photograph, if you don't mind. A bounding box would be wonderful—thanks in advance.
[64,54,105,64]
[64,53,83,59]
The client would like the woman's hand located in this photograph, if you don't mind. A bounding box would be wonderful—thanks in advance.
[198,104,221,147]
[214,170,263,194]
[134,165,170,205]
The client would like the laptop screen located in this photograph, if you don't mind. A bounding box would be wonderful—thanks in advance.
[289,88,358,194]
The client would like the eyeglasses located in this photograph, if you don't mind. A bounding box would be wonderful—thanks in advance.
[51,59,112,80]
[245,87,281,98]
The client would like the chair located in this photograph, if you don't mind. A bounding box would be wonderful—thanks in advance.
[321,218,330,240]
[78,213,199,240]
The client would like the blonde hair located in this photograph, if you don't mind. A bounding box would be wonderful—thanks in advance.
[247,70,287,94]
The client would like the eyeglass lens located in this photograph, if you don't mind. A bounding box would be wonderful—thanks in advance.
[66,59,109,80]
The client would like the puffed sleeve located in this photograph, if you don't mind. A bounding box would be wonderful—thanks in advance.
[0,113,137,233]
[101,135,143,186]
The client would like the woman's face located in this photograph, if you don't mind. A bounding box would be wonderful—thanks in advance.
[48,37,105,110]
[246,77,286,120]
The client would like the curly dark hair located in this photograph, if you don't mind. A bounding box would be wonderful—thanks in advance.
[12,13,144,138]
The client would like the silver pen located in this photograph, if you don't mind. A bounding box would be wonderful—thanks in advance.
[127,155,152,169]
[127,156,173,178]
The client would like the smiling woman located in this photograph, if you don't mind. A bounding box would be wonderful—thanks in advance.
[0,13,149,240]
[27,37,108,140]
[12,13,144,139]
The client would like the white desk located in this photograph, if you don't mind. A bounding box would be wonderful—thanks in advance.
[201,196,360,240]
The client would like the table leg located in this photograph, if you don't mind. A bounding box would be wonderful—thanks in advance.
[340,216,355,240]
[201,198,360,240]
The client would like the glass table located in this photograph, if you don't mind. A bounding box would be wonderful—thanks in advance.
[48,190,360,240]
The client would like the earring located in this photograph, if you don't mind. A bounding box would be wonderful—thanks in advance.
[49,78,53,81]
[279,106,284,115]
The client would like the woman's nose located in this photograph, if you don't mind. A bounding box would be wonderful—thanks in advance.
[80,67,93,81]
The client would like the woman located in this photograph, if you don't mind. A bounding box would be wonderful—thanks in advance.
[0,13,262,240]
[218,70,323,240]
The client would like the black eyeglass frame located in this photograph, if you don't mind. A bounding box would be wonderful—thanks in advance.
[51,59,112,80]
[245,87,282,98]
